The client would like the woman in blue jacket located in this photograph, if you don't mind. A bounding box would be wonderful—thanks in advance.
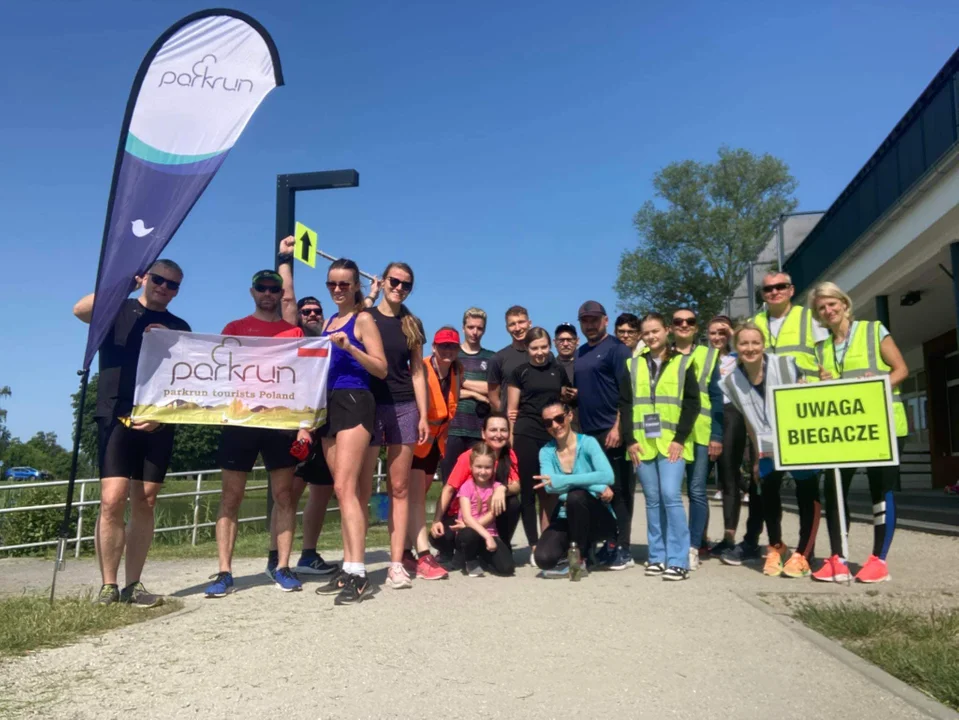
[532,400,617,577]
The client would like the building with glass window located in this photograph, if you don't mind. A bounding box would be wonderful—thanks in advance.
[739,48,959,489]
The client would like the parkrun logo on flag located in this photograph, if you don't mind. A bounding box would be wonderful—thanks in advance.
[158,54,254,93]
[170,338,294,385]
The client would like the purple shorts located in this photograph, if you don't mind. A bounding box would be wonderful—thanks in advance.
[370,400,420,446]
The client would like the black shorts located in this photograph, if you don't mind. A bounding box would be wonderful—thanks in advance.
[412,442,442,477]
[321,389,375,438]
[217,426,297,473]
[97,418,175,483]
[295,448,333,486]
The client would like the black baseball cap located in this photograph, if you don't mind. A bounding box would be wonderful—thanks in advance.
[577,300,607,319]
[555,322,578,336]
[252,269,282,286]
[297,296,323,311]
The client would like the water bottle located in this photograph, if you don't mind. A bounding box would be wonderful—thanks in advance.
[568,542,583,582]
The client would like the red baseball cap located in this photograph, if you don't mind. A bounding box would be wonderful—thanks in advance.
[433,328,461,345]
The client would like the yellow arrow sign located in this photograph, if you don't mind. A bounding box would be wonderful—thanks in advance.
[294,222,317,268]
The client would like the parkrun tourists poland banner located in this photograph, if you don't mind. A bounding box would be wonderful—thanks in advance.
[131,331,331,430]
[82,10,283,371]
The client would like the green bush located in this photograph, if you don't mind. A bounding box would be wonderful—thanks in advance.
[0,487,77,556]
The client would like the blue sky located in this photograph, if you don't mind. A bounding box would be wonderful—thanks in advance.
[1,1,958,445]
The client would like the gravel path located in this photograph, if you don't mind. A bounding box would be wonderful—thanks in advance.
[2,506,957,719]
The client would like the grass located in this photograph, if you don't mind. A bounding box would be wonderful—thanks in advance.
[0,592,183,661]
[794,602,959,710]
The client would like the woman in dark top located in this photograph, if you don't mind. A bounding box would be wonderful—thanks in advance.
[361,261,430,590]
[507,327,572,556]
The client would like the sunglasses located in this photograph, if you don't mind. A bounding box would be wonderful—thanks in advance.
[326,281,352,291]
[300,308,323,317]
[763,282,791,294]
[149,274,180,291]
[254,284,282,294]
[542,412,567,428]
[672,317,696,327]
[387,277,413,292]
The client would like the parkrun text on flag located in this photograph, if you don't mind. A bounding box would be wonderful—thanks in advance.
[768,376,898,471]
[83,11,283,371]
[131,330,330,430]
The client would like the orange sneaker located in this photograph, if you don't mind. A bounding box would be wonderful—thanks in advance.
[763,543,787,577]
[811,555,851,583]
[782,552,811,579]
[855,555,890,583]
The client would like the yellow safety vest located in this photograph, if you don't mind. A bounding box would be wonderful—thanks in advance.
[752,306,819,381]
[815,321,908,438]
[689,345,719,446]
[629,353,695,462]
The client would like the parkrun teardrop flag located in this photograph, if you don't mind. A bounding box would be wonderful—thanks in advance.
[82,9,284,371]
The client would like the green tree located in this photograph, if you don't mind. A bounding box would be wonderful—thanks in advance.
[616,146,798,321]
[4,432,73,478]
[71,374,98,474]
[0,385,11,461]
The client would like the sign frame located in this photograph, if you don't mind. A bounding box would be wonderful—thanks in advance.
[768,375,899,472]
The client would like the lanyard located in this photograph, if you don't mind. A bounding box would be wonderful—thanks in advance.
[829,321,857,379]
[738,357,770,432]
[645,353,667,404]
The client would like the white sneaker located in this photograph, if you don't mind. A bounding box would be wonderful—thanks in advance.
[742,493,750,505]
[688,547,700,571]
[466,560,485,578]
[712,490,722,501]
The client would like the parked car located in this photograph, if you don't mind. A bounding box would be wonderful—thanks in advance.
[3,467,42,481]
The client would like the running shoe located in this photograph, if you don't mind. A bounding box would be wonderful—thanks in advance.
[119,581,163,608]
[855,555,890,584]
[466,560,485,578]
[274,567,303,592]
[435,551,455,568]
[96,584,119,606]
[663,566,689,581]
[720,541,762,566]
[402,549,418,576]
[709,538,735,558]
[688,548,700,572]
[945,482,959,496]
[541,561,569,579]
[712,490,723,501]
[782,552,811,579]
[265,559,277,582]
[295,553,339,576]
[763,543,787,577]
[811,555,851,583]
[416,553,449,581]
[204,572,234,599]
[386,565,413,589]
[609,546,635,571]
[594,542,613,567]
[334,574,373,605]
[742,493,749,505]
[644,562,666,577]
[315,569,348,596]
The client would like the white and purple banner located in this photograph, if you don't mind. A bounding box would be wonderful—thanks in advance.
[83,10,283,370]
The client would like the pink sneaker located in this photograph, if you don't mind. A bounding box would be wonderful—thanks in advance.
[386,564,412,590]
[812,555,851,583]
[416,553,449,581]
[855,555,890,583]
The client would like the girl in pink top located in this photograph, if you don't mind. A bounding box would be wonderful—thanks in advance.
[456,443,516,577]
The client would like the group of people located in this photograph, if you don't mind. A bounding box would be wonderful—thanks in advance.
[74,234,908,608]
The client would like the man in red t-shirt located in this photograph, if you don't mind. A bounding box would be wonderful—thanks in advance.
[207,269,302,597]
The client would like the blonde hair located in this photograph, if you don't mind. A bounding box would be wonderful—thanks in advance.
[808,281,854,323]
[463,307,487,326]
[733,320,766,349]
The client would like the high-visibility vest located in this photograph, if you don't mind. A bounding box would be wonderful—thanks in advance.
[752,306,819,380]
[688,345,719,446]
[413,357,460,458]
[629,353,695,463]
[722,353,796,456]
[815,321,908,438]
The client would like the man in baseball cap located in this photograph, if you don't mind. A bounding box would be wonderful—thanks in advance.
[574,300,635,570]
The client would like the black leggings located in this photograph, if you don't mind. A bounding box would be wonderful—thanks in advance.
[513,434,549,546]
[719,404,748,535]
[753,471,820,556]
[456,527,515,575]
[824,439,903,560]
[534,490,618,570]
[429,494,521,556]
[586,429,635,547]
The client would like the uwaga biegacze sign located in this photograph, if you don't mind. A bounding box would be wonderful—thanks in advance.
[131,330,330,430]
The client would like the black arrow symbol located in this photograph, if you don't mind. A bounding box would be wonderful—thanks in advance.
[299,231,312,261]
